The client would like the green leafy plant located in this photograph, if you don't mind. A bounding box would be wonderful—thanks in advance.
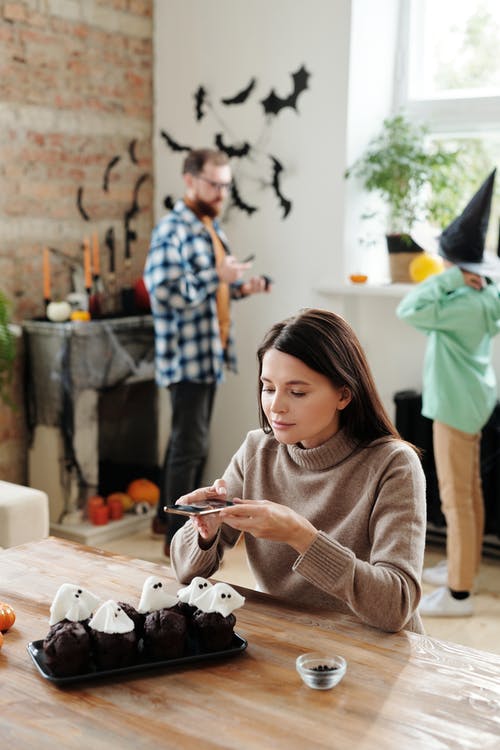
[0,290,15,407]
[345,114,462,235]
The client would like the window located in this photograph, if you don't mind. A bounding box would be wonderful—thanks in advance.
[396,0,500,251]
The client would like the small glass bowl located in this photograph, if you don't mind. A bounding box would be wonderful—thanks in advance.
[296,653,347,690]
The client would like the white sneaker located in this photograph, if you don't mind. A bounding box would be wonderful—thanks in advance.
[422,560,448,586]
[419,586,473,617]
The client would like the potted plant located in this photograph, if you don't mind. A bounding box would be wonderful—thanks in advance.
[0,290,15,407]
[345,114,462,281]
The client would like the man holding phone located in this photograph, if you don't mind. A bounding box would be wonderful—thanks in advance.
[144,148,271,556]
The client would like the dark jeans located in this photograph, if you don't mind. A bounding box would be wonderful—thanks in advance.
[158,381,217,543]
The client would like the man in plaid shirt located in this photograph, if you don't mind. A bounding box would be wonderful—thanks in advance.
[144,148,270,554]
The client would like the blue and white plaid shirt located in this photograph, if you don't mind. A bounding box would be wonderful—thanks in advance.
[144,200,243,387]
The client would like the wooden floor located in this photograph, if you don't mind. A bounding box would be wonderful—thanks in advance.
[100,529,500,656]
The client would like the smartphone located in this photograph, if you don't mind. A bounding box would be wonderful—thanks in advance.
[261,274,273,290]
[164,499,234,517]
[241,253,255,263]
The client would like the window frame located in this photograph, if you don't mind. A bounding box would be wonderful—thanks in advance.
[394,0,500,135]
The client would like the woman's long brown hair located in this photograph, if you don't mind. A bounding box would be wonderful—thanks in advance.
[257,308,402,445]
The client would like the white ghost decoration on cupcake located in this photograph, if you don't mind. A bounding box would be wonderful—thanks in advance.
[49,583,101,626]
[89,600,134,634]
[177,576,213,607]
[195,582,245,618]
[137,575,178,614]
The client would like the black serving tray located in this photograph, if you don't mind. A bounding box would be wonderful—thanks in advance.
[27,632,247,686]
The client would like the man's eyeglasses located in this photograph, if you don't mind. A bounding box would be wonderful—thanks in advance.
[195,174,233,192]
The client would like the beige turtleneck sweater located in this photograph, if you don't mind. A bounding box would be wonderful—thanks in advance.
[170,428,426,634]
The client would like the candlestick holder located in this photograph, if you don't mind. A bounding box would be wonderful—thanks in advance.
[105,273,119,316]
[89,276,103,318]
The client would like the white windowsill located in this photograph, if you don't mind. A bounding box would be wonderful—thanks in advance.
[316,283,414,299]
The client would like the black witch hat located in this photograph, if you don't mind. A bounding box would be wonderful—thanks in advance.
[439,169,499,276]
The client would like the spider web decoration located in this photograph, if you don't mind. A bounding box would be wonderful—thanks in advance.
[159,64,311,220]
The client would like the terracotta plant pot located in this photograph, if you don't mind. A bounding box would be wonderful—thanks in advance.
[386,234,424,283]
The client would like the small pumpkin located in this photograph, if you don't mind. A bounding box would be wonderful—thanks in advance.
[0,601,16,632]
[46,300,72,322]
[127,478,160,506]
[70,310,91,322]
[107,492,134,512]
[349,273,368,284]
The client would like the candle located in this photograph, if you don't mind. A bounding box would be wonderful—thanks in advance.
[108,498,123,521]
[92,231,100,276]
[42,246,51,301]
[83,237,92,289]
[91,504,109,526]
[86,495,104,523]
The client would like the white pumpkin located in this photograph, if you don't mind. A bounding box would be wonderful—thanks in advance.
[46,300,72,322]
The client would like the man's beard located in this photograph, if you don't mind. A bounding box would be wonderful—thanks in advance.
[189,197,222,219]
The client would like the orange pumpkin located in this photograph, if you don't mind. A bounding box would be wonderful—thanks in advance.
[70,310,91,322]
[126,478,160,506]
[107,492,134,512]
[0,602,16,632]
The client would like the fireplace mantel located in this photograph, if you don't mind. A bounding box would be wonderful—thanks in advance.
[23,315,158,538]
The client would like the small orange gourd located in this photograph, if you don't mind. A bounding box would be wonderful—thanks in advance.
[0,602,16,632]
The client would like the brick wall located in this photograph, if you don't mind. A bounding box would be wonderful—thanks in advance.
[0,0,153,482]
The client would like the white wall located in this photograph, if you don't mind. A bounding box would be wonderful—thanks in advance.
[153,0,500,483]
[154,0,352,478]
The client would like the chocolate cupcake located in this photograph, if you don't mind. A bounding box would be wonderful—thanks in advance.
[191,582,245,652]
[43,620,91,677]
[118,601,145,639]
[192,609,236,651]
[142,607,187,659]
[88,600,137,670]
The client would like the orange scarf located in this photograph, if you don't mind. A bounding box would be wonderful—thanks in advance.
[201,216,231,349]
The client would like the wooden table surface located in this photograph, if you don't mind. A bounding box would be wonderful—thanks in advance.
[1,538,499,749]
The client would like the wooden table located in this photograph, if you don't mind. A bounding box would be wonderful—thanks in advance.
[1,538,499,749]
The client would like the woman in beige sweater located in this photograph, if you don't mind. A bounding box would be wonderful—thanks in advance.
[170,309,426,633]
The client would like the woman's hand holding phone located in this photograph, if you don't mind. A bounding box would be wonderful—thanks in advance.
[175,480,228,542]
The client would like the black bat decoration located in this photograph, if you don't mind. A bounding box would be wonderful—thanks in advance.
[270,156,292,218]
[164,195,175,210]
[221,77,256,105]
[125,173,149,222]
[261,64,311,116]
[76,186,90,221]
[128,139,138,164]
[124,173,150,259]
[230,179,258,216]
[160,130,192,153]
[194,86,207,121]
[103,155,121,192]
[214,133,251,159]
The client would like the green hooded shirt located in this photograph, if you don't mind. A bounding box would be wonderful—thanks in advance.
[396,265,500,434]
